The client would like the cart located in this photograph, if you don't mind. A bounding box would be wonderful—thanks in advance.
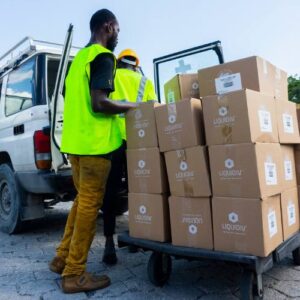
[118,231,300,300]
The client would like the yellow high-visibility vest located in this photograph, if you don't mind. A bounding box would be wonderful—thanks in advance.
[110,68,157,139]
[61,44,122,155]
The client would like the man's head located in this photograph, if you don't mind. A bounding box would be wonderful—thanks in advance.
[90,9,119,51]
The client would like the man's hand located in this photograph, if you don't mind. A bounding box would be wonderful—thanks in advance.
[91,89,137,114]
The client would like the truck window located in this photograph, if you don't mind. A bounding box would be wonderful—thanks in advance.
[153,41,224,103]
[0,80,2,102]
[5,58,35,116]
[47,57,71,100]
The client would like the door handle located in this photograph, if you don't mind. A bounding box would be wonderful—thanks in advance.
[13,124,24,135]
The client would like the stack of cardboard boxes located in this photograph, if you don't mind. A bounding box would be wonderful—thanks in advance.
[126,55,300,258]
[126,102,170,242]
[199,56,300,256]
[155,98,213,249]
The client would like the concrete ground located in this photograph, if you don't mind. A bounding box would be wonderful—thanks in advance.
[0,202,300,299]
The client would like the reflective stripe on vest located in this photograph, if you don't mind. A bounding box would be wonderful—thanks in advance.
[136,76,147,103]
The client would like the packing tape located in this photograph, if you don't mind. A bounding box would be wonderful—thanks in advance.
[222,125,233,143]
[217,94,233,142]
[175,149,194,196]
[176,149,186,161]
[183,180,194,197]
[274,67,282,99]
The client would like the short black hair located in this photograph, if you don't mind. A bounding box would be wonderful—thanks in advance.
[90,9,116,32]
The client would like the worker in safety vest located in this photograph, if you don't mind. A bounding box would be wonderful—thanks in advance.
[101,49,157,265]
[49,9,137,294]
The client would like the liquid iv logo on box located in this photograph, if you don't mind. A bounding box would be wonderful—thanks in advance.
[218,106,228,117]
[168,114,177,124]
[182,214,203,235]
[189,224,198,235]
[134,160,150,176]
[228,212,238,223]
[139,205,147,215]
[225,159,234,169]
[176,161,194,180]
[213,106,235,126]
[218,158,242,179]
[138,129,145,138]
[135,205,152,224]
[138,160,145,169]
[221,212,247,234]
[179,161,188,171]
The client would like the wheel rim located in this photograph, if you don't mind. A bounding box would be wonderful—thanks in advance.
[0,180,12,219]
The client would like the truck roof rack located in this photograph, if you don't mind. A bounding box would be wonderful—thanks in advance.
[0,36,80,75]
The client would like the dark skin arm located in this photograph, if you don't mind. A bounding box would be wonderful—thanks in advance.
[91,89,137,114]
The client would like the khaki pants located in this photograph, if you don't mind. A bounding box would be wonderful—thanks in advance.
[56,155,111,276]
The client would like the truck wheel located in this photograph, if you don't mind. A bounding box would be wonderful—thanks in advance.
[0,164,23,234]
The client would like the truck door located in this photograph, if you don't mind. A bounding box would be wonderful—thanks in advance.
[153,41,224,103]
[50,24,74,172]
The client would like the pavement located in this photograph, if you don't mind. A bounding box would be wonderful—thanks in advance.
[1,202,300,299]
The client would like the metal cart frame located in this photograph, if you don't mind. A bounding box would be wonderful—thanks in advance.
[118,231,300,300]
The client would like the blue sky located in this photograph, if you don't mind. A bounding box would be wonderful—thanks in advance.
[1,0,299,81]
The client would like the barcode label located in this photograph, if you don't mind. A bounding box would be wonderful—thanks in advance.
[215,73,242,94]
[264,162,277,185]
[167,90,175,103]
[258,110,272,132]
[282,114,294,133]
[287,203,296,226]
[268,211,277,238]
[284,160,293,181]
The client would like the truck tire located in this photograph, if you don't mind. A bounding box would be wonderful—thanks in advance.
[0,164,23,234]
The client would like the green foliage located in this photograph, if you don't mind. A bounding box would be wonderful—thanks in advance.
[288,75,300,103]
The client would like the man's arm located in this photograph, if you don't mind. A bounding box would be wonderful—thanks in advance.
[91,90,137,114]
[90,53,137,114]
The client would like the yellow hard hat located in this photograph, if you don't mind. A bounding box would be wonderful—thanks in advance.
[117,49,140,66]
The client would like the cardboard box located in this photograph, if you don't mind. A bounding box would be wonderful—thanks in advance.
[198,56,275,98]
[276,100,300,144]
[129,193,170,242]
[125,102,160,149]
[202,89,278,145]
[297,107,300,130]
[164,146,211,197]
[155,98,205,152]
[272,66,288,101]
[280,145,297,190]
[169,196,213,249]
[209,143,283,198]
[127,147,168,194]
[212,195,283,257]
[280,187,300,241]
[164,74,199,104]
[294,145,300,184]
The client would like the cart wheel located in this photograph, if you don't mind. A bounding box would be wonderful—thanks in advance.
[293,247,300,265]
[240,270,255,300]
[147,252,172,286]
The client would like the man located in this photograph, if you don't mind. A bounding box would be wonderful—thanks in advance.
[49,9,136,293]
[101,49,157,265]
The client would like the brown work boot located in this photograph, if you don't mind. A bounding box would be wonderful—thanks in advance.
[62,272,111,293]
[49,256,66,275]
